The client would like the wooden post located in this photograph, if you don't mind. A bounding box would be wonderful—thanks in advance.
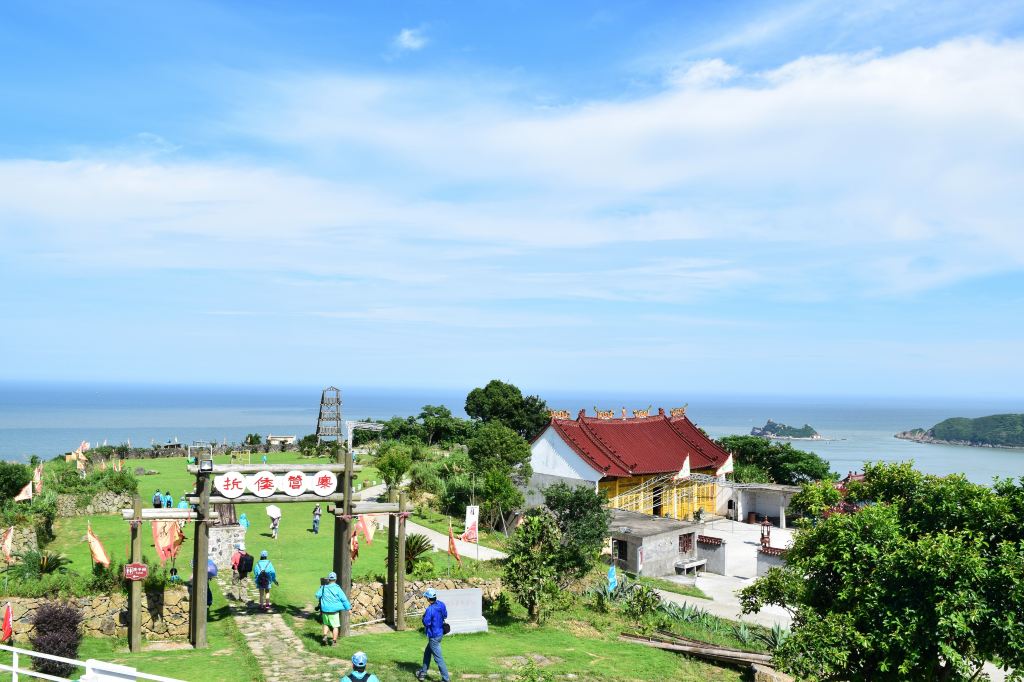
[190,471,211,648]
[129,496,142,652]
[396,491,407,631]
[385,489,398,627]
[339,445,353,637]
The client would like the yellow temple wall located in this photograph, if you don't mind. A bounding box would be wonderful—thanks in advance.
[599,473,718,521]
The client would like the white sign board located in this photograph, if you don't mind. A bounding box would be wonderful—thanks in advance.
[211,469,338,498]
[434,588,487,634]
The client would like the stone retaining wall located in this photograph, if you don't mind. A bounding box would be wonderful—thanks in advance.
[348,578,501,623]
[4,588,190,644]
[56,491,135,517]
[6,526,39,562]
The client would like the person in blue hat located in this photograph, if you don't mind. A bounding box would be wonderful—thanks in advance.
[342,651,379,682]
[315,571,351,646]
[416,588,450,682]
[253,550,278,611]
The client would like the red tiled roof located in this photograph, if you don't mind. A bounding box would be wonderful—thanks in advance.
[547,409,728,479]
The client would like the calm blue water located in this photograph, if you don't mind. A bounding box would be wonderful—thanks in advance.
[1,383,1021,485]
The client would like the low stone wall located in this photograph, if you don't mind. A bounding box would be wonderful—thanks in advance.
[756,548,786,576]
[56,491,135,517]
[4,587,190,644]
[209,525,247,570]
[348,578,501,624]
[696,535,730,575]
[6,526,39,562]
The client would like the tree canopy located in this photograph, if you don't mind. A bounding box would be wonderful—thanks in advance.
[717,435,833,485]
[543,483,611,588]
[467,420,532,485]
[503,508,561,622]
[741,461,1024,680]
[465,379,550,439]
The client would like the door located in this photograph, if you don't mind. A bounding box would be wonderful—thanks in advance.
[653,485,664,516]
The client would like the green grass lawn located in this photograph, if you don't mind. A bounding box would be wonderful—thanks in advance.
[293,601,743,682]
[633,574,711,600]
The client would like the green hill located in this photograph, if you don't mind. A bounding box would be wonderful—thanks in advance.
[751,419,819,439]
[928,413,1024,447]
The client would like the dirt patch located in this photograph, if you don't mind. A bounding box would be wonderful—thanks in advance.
[142,641,194,652]
[498,653,563,668]
[565,620,602,638]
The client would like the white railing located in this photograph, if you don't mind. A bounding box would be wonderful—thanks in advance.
[0,644,186,682]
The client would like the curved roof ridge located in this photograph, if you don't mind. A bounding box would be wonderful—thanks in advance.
[550,420,624,476]
[666,414,726,466]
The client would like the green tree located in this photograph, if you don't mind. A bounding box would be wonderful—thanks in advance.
[717,435,833,485]
[503,509,561,622]
[380,416,428,444]
[731,462,772,484]
[418,405,460,446]
[741,462,1024,680]
[788,480,842,519]
[480,468,525,532]
[0,461,31,500]
[465,379,549,439]
[244,433,262,446]
[467,421,532,484]
[543,483,611,587]
[376,441,413,492]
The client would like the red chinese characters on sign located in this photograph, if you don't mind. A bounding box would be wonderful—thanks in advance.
[281,471,306,497]
[248,471,277,498]
[123,563,149,581]
[214,471,246,499]
[311,470,337,497]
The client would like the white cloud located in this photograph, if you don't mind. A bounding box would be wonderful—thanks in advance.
[394,27,428,51]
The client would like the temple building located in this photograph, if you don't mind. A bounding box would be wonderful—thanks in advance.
[526,406,734,521]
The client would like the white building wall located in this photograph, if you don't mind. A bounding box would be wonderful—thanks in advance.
[529,427,602,483]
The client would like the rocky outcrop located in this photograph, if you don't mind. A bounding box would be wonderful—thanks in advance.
[55,491,135,517]
[4,587,190,644]
[347,578,501,623]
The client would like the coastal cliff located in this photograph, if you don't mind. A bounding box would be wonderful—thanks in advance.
[895,414,1024,449]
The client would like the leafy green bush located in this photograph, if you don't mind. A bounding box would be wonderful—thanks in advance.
[623,584,661,624]
[403,533,434,574]
[7,551,71,581]
[0,461,31,500]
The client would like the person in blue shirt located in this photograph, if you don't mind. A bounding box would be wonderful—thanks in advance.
[152,489,163,508]
[342,651,380,682]
[416,588,450,682]
[253,550,278,611]
[239,513,250,531]
[163,491,173,508]
[177,495,189,510]
[315,571,351,646]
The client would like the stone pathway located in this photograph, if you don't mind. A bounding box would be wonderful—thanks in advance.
[215,575,339,682]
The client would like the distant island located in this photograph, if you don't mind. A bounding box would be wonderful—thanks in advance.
[895,413,1024,449]
[751,419,821,440]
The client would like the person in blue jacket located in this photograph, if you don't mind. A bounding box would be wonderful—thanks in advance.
[342,651,379,682]
[163,491,173,508]
[253,550,278,611]
[416,588,449,682]
[315,571,351,646]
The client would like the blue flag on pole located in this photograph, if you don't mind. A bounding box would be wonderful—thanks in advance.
[607,565,617,594]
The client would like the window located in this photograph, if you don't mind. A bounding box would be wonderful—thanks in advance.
[678,533,694,554]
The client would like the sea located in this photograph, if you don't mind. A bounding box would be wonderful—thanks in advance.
[1,382,1021,485]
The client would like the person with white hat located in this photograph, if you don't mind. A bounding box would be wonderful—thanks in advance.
[416,588,450,682]
[315,571,351,646]
[342,651,379,682]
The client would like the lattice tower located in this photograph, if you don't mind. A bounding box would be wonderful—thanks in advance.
[316,386,344,445]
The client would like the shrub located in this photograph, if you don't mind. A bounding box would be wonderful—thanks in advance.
[403,534,434,574]
[30,603,83,677]
[7,551,71,581]
[0,461,31,500]
[411,559,437,580]
[623,584,661,624]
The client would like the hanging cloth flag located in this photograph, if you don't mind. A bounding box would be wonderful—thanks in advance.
[87,523,110,568]
[356,515,375,545]
[350,529,359,561]
[1,602,12,643]
[152,521,185,564]
[1,526,14,564]
[448,521,462,567]
[13,481,32,502]
[32,464,43,494]
[607,564,617,594]
[100,460,107,471]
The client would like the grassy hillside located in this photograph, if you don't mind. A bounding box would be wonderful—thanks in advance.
[928,413,1024,447]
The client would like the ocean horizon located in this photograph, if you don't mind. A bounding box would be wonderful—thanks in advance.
[1,381,1021,485]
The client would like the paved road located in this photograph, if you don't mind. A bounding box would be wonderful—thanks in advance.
[406,520,508,561]
[656,573,792,629]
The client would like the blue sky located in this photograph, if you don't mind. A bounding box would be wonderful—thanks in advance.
[1,1,1023,397]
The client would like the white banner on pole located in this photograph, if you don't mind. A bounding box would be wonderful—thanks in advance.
[461,505,479,544]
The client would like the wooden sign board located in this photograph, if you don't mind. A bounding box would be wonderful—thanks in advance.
[124,563,149,581]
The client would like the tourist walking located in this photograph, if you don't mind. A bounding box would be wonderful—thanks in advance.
[177,495,189,510]
[239,512,250,533]
[416,588,450,682]
[343,651,380,682]
[312,503,322,535]
[152,489,163,508]
[232,543,253,602]
[270,515,280,540]
[163,490,173,508]
[253,550,277,610]
[315,571,351,646]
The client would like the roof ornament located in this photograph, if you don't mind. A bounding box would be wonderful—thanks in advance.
[577,409,587,420]
[594,407,615,420]
[622,407,627,418]
[548,409,570,420]
[670,404,689,418]
[632,405,652,418]
[658,408,666,416]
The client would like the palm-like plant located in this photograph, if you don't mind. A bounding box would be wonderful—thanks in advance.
[755,623,791,651]
[403,533,434,574]
[7,550,71,581]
